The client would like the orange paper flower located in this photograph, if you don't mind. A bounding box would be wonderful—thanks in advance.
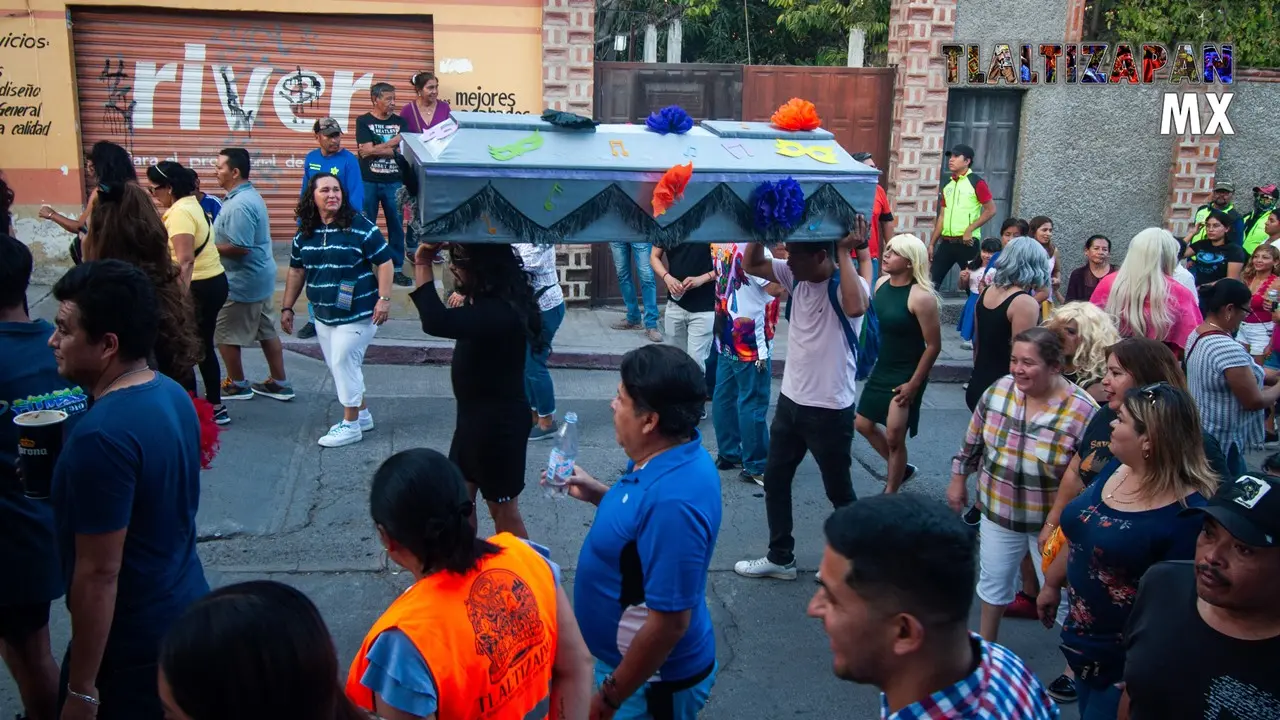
[652,162,693,218]
[770,98,821,131]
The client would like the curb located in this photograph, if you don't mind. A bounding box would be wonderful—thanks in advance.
[284,343,974,383]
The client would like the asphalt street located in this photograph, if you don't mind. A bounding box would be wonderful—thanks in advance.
[2,353,1079,718]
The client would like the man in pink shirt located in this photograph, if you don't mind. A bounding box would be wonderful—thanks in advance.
[733,225,873,581]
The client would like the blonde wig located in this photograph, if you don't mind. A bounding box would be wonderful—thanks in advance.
[884,233,939,305]
[1045,302,1121,389]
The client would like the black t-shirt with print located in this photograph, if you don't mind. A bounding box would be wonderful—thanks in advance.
[1125,561,1280,720]
[666,244,715,313]
[1076,405,1116,487]
[355,112,408,183]
[1189,240,1247,287]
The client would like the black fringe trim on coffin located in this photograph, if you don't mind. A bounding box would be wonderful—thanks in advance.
[420,182,861,247]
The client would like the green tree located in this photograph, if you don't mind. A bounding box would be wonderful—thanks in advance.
[681,0,850,65]
[1085,0,1279,69]
[768,0,890,66]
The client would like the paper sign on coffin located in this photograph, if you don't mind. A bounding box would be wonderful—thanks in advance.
[400,112,880,246]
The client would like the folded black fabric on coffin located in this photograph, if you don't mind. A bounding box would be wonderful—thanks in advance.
[540,110,599,131]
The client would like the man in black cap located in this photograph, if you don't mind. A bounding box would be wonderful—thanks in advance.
[1189,178,1245,246]
[1121,472,1280,719]
[930,144,996,289]
[1243,184,1279,253]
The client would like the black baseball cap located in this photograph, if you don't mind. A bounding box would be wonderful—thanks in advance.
[945,144,975,161]
[1181,474,1280,548]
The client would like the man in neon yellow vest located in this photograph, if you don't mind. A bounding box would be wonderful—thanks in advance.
[1188,179,1244,246]
[930,144,996,289]
[1243,184,1279,254]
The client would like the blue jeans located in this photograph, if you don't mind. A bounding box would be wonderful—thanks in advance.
[593,658,716,720]
[1076,681,1123,720]
[363,181,405,270]
[610,241,658,328]
[525,302,566,417]
[712,352,771,475]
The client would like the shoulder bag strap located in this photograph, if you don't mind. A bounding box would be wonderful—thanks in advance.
[1186,329,1231,361]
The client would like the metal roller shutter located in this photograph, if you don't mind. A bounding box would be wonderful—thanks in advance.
[72,9,433,244]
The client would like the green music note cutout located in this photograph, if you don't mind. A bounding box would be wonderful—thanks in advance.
[543,183,564,211]
[489,131,544,162]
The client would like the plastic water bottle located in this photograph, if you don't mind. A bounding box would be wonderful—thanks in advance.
[545,412,579,498]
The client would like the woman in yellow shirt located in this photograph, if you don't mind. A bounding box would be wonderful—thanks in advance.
[147,161,231,425]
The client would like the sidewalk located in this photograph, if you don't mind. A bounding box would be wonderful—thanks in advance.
[26,281,977,383]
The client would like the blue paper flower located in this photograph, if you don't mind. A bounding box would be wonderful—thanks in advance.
[752,178,806,232]
[645,105,694,135]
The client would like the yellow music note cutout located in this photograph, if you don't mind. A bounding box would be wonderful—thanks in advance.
[775,139,838,165]
[609,139,629,157]
[480,213,497,235]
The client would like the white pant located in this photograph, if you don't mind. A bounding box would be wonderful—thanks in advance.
[665,304,714,373]
[977,516,1068,624]
[315,319,376,408]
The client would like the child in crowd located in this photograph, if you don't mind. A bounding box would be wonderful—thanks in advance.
[957,237,1003,349]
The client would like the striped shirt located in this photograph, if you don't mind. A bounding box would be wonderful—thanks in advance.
[1186,329,1265,453]
[952,376,1097,533]
[882,634,1059,719]
[289,214,393,326]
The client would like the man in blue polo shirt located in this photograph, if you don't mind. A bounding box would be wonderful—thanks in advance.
[565,344,722,719]
[296,117,365,340]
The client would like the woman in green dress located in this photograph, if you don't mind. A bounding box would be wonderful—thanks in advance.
[855,233,942,493]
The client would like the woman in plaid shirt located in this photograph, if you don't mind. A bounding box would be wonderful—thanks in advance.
[948,327,1098,643]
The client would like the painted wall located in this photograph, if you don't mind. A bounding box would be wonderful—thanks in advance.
[954,0,1172,275]
[1,0,544,282]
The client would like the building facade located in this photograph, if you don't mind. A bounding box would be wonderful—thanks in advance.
[884,0,1280,277]
[3,0,594,293]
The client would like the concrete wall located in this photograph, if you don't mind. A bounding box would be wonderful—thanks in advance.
[1217,77,1280,219]
[953,0,1173,273]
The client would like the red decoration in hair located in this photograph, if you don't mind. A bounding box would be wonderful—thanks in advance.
[770,98,821,131]
[651,163,693,218]
[190,395,222,470]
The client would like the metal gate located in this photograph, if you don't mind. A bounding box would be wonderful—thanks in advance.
[71,9,434,245]
[942,89,1022,243]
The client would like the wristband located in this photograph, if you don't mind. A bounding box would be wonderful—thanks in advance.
[67,686,101,707]
[379,296,391,302]
[281,308,295,315]
[601,674,622,710]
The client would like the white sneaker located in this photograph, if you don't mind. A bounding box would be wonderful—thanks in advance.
[960,340,973,350]
[734,557,797,580]
[318,421,363,448]
[329,413,374,434]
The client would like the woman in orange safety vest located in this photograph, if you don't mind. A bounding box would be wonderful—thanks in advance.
[346,448,593,719]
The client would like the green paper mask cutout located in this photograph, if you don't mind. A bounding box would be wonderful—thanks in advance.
[775,139,838,165]
[489,131,544,162]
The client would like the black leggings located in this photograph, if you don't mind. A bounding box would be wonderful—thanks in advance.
[188,273,229,405]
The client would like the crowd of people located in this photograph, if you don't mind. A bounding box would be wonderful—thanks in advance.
[3,95,1280,720]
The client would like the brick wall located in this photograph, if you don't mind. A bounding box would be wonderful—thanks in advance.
[884,0,955,239]
[542,0,595,302]
[1162,94,1223,239]
[1064,0,1086,42]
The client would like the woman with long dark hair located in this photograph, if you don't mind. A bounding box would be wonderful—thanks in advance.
[411,242,543,538]
[282,174,394,448]
[39,140,138,260]
[1064,234,1115,303]
[159,581,367,720]
[1029,215,1059,316]
[86,182,203,387]
[346,448,592,719]
[146,161,230,424]
[1186,208,1246,288]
